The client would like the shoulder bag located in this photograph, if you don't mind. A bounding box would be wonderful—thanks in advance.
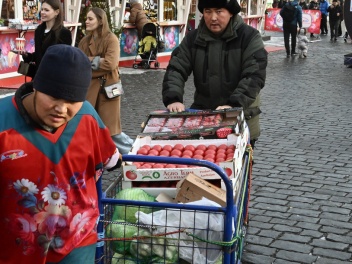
[99,77,124,99]
[17,61,36,78]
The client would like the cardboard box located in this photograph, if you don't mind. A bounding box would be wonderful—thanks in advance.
[140,108,244,140]
[175,173,227,206]
[123,134,243,182]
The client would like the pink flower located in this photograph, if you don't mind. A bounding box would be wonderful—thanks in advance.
[9,213,37,243]
[34,204,72,239]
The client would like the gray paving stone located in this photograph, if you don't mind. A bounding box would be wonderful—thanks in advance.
[275,250,317,263]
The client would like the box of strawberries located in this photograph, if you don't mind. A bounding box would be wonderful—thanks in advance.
[140,108,244,140]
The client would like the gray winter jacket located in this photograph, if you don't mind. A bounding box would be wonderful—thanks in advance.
[162,15,268,139]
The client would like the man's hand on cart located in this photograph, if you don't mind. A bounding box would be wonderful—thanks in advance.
[216,105,232,110]
[167,102,185,112]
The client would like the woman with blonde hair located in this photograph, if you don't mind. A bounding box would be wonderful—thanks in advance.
[79,7,133,154]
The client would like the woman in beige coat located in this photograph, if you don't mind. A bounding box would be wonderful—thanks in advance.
[79,7,133,154]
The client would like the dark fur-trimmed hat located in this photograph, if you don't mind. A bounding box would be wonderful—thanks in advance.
[198,0,241,14]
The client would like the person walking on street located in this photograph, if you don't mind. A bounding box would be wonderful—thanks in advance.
[162,0,268,147]
[278,0,288,8]
[299,0,308,9]
[327,0,342,41]
[308,0,320,37]
[319,0,329,35]
[20,0,72,78]
[337,0,343,36]
[280,0,303,57]
[78,7,133,154]
[0,44,122,264]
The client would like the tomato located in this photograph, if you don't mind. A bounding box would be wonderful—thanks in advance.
[204,149,216,156]
[216,153,226,160]
[159,150,170,157]
[207,145,217,151]
[152,163,165,168]
[205,157,214,163]
[226,154,234,160]
[152,145,162,152]
[227,145,235,150]
[193,154,203,159]
[216,157,225,163]
[140,164,152,169]
[162,145,173,152]
[224,168,233,177]
[171,149,182,157]
[137,148,148,155]
[196,144,207,151]
[194,149,204,156]
[177,164,188,168]
[125,170,137,180]
[182,149,193,157]
[226,148,235,154]
[218,144,227,150]
[182,154,192,159]
[165,164,177,168]
[133,162,143,168]
[141,144,151,151]
[204,154,215,160]
[216,148,226,154]
[148,149,159,156]
[173,143,184,151]
[184,145,196,152]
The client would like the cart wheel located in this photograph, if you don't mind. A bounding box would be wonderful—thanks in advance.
[133,64,138,69]
[144,63,150,69]
[154,62,160,68]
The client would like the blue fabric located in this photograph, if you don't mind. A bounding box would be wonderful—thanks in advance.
[319,0,329,15]
[46,244,96,264]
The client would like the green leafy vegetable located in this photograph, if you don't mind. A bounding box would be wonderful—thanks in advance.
[112,189,156,223]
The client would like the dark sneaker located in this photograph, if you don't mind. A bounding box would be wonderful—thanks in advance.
[291,52,298,56]
[286,54,290,58]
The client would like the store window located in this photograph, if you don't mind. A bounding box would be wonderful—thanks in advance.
[23,0,40,20]
[1,0,15,19]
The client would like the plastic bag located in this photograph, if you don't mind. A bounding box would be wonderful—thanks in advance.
[136,198,226,263]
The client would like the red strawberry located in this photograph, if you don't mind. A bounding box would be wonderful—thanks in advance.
[216,127,232,138]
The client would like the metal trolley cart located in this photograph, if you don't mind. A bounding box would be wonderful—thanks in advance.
[95,148,252,264]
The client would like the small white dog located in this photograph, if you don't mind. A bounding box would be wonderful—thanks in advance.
[297,28,309,58]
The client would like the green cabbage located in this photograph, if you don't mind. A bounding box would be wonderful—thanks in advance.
[112,189,156,223]
[106,220,138,254]
[111,252,137,264]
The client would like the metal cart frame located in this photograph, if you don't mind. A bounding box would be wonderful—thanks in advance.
[95,148,252,264]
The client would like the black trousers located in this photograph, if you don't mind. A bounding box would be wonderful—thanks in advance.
[330,19,340,39]
[283,23,298,55]
[320,14,328,34]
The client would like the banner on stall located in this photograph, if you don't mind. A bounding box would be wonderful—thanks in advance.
[265,8,321,34]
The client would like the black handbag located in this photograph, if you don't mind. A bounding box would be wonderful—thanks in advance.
[17,61,36,78]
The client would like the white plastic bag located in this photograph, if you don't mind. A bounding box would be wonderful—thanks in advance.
[136,198,226,263]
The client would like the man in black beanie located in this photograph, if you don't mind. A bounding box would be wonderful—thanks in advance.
[162,0,268,148]
[0,44,122,263]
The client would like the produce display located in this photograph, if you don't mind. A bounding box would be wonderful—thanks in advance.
[141,108,244,139]
[135,143,236,169]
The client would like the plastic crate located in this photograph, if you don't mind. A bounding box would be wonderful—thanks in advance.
[344,53,352,66]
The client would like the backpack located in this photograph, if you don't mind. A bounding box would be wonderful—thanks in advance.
[281,3,296,22]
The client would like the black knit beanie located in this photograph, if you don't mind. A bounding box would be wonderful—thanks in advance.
[198,0,241,15]
[33,44,92,102]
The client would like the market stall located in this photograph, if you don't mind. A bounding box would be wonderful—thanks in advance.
[0,0,81,88]
[117,0,191,67]
[95,108,252,263]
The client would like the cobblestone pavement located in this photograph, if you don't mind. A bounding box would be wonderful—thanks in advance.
[1,31,351,264]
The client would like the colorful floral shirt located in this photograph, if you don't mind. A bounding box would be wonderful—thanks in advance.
[0,89,116,263]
